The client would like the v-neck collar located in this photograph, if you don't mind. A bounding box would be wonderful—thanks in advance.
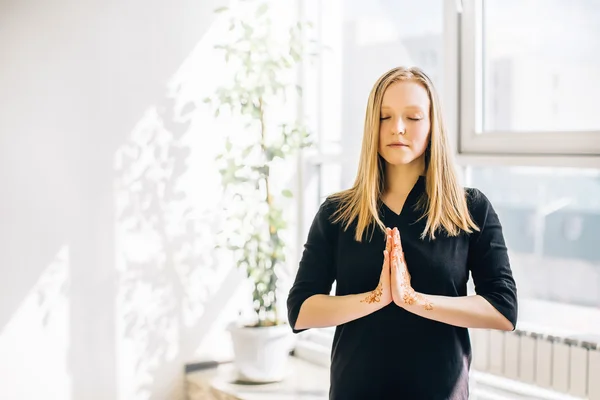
[380,175,426,217]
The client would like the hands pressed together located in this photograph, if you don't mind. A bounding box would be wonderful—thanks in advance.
[362,227,433,311]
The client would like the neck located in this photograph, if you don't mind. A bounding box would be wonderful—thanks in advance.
[383,158,425,196]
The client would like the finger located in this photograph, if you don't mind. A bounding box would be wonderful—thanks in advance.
[383,250,390,274]
[386,230,392,254]
[395,248,403,271]
[392,246,400,270]
[393,227,403,253]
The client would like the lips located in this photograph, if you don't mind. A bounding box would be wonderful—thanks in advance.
[388,143,408,147]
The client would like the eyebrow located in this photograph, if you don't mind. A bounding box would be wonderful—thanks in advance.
[380,105,425,112]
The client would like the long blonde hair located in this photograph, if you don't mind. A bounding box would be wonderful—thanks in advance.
[329,66,479,242]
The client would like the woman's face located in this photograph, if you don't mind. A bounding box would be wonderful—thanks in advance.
[378,80,431,166]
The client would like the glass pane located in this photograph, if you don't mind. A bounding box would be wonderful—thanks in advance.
[482,0,600,132]
[467,166,600,331]
[313,0,443,187]
[320,163,343,200]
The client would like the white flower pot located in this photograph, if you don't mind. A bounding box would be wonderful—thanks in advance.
[227,322,294,383]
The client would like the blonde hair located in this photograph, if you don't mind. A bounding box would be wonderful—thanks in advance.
[329,66,479,242]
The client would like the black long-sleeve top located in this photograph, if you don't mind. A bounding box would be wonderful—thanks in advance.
[287,176,518,400]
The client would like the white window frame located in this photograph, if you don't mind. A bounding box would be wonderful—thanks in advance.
[448,0,600,168]
[295,0,600,364]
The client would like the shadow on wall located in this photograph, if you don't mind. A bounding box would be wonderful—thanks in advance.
[0,0,240,399]
[113,82,246,399]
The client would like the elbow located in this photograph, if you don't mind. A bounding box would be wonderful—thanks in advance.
[294,319,306,331]
[292,300,312,331]
[293,310,305,330]
[481,315,513,331]
[497,318,514,331]
[491,312,515,331]
[477,291,517,332]
[287,295,311,333]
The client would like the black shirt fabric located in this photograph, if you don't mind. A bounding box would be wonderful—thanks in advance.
[287,176,518,400]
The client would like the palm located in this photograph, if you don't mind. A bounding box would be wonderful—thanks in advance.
[389,228,413,306]
[361,230,393,306]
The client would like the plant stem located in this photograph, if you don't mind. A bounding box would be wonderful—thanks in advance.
[258,97,279,323]
[258,97,273,214]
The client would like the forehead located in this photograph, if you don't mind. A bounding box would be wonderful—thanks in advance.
[380,80,430,110]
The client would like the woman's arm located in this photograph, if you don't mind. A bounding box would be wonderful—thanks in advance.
[294,286,388,330]
[288,200,394,333]
[464,189,518,329]
[394,291,513,330]
[389,207,517,330]
[293,229,394,331]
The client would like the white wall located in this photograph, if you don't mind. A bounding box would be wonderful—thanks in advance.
[0,1,253,399]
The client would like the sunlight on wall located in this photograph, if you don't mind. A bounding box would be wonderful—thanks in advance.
[112,1,304,398]
[113,7,244,400]
[0,245,71,399]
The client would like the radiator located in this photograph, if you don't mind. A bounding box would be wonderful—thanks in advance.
[294,327,600,399]
[470,328,600,400]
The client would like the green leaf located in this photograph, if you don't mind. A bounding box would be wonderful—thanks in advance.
[282,189,293,198]
[254,165,269,177]
[241,22,254,36]
[256,3,268,17]
[241,146,254,158]
[289,48,300,62]
[214,6,229,13]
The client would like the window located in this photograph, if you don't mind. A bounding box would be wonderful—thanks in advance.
[295,0,600,361]
[459,0,600,157]
[466,166,600,307]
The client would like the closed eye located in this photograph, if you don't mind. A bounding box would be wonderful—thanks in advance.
[407,117,422,121]
[380,116,390,121]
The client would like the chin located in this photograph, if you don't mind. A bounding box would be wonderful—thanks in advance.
[389,159,416,166]
[382,154,417,166]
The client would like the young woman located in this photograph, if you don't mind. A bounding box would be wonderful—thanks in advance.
[287,66,518,400]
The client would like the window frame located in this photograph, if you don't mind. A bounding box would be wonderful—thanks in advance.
[294,0,600,361]
[453,0,600,166]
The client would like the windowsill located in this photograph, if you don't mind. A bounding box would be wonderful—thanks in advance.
[516,297,600,341]
[185,356,329,400]
[470,371,586,400]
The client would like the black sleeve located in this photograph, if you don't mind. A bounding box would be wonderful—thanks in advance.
[286,199,337,334]
[466,188,518,330]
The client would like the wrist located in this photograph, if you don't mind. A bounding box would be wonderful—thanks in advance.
[399,289,434,311]
[358,285,390,310]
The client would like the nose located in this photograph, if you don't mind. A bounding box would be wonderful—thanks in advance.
[393,117,405,135]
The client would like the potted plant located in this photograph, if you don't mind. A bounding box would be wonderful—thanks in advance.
[205,0,315,383]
